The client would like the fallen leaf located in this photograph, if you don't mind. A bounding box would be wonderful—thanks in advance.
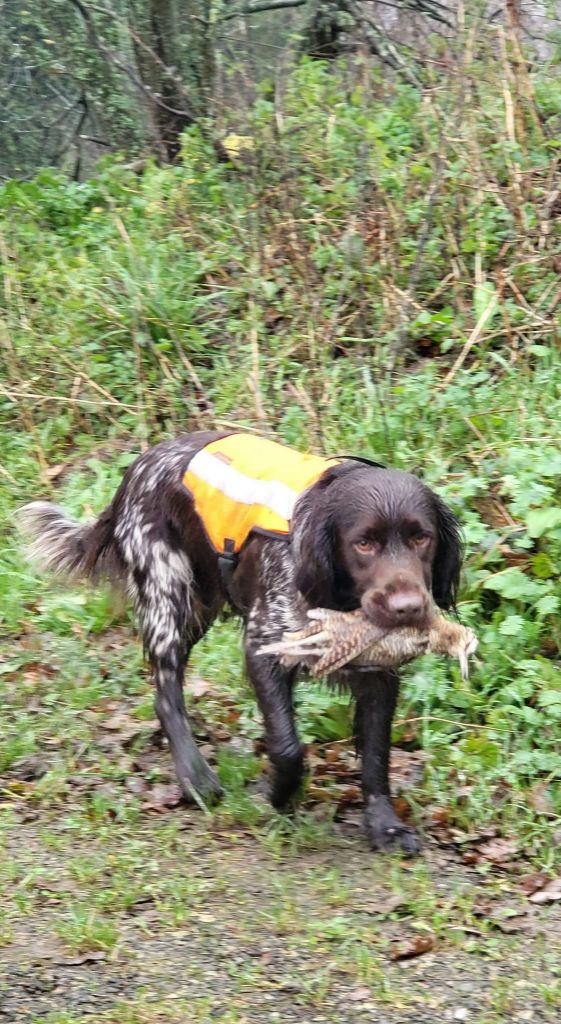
[488,906,530,934]
[307,783,337,802]
[364,894,407,916]
[56,951,107,966]
[325,747,342,764]
[126,896,154,915]
[185,677,216,698]
[43,464,65,481]
[348,986,371,1002]
[393,797,412,822]
[125,776,148,796]
[528,781,554,815]
[13,754,48,780]
[491,915,529,934]
[472,898,494,918]
[389,934,434,961]
[337,784,361,805]
[389,749,426,788]
[476,837,518,864]
[520,872,548,897]
[528,876,561,904]
[101,712,134,731]
[451,825,498,844]
[141,783,183,812]
[430,806,453,826]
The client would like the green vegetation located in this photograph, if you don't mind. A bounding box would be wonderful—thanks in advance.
[2,35,561,1022]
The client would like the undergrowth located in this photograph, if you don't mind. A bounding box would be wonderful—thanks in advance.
[2,43,561,862]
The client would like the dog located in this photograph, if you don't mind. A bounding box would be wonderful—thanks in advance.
[19,430,462,853]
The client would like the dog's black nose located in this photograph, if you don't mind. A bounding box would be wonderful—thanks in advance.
[385,590,425,620]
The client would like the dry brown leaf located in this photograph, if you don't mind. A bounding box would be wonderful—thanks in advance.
[325,747,342,765]
[42,464,65,481]
[491,915,529,934]
[393,797,413,822]
[348,986,372,1002]
[125,776,149,796]
[528,876,561,904]
[389,934,434,961]
[476,837,518,864]
[487,906,530,933]
[56,951,107,966]
[520,872,548,897]
[430,806,453,827]
[307,783,337,802]
[141,783,183,812]
[472,898,494,918]
[364,894,407,916]
[101,712,135,731]
[337,784,362,805]
[528,781,554,815]
[185,677,216,698]
[390,749,426,788]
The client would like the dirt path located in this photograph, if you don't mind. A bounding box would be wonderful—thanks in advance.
[1,810,560,1024]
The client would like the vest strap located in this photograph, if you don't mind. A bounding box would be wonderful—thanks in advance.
[218,540,238,605]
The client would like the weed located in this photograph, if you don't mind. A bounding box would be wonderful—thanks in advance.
[55,904,121,953]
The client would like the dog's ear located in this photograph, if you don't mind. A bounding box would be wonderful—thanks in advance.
[291,489,338,608]
[431,497,463,610]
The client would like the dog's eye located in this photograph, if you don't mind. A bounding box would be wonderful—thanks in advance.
[411,532,431,547]
[354,539,376,553]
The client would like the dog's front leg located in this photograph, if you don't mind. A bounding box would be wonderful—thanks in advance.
[245,643,304,809]
[352,671,421,855]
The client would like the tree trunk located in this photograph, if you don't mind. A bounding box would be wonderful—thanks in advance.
[132,0,200,161]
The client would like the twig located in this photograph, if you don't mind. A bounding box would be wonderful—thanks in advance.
[221,0,308,19]
[438,299,501,389]
[0,385,139,410]
[67,0,194,121]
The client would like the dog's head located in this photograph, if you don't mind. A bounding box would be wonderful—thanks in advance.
[291,463,462,629]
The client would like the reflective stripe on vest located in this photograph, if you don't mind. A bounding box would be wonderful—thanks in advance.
[182,433,340,556]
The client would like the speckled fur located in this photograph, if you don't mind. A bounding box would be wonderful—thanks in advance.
[18,429,462,852]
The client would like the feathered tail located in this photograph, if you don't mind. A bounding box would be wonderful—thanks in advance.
[17,501,121,585]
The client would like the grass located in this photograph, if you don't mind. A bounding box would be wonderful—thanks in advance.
[3,356,561,1014]
[2,33,561,1021]
[3,375,561,860]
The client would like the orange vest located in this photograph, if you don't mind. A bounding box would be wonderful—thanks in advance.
[182,434,340,556]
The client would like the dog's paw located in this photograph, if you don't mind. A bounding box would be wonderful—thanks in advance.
[180,757,223,808]
[364,796,421,856]
[269,750,305,810]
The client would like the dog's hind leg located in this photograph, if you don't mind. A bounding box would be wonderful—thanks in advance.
[133,540,222,807]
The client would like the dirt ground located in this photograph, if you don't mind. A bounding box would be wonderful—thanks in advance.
[1,803,560,1024]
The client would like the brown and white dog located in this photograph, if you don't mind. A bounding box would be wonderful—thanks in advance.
[19,431,462,853]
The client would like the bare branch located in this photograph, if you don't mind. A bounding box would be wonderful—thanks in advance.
[348,0,422,85]
[67,0,194,120]
[85,1,194,107]
[362,0,454,30]
[221,0,308,21]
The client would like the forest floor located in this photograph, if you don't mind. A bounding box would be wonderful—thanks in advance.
[1,622,560,1024]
